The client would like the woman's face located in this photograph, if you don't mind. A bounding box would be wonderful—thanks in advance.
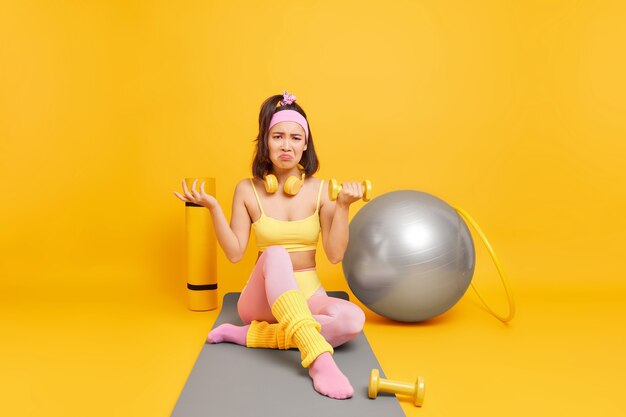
[267,121,307,171]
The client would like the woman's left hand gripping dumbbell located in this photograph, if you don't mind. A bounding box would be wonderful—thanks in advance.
[335,181,365,208]
[173,179,218,210]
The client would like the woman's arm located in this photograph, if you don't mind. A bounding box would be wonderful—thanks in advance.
[319,181,363,264]
[174,179,251,263]
[220,180,252,262]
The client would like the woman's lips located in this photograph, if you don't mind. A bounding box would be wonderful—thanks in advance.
[279,154,293,160]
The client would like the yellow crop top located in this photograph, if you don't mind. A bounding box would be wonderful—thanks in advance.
[250,178,323,253]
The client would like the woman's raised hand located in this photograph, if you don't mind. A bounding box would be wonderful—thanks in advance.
[173,179,217,209]
[336,181,364,208]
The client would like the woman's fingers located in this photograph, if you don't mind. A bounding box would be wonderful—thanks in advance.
[190,179,199,196]
[177,179,211,204]
[173,191,188,202]
[181,179,194,200]
[182,178,196,200]
[177,179,213,204]
[353,182,364,197]
[337,182,363,206]
[341,182,351,197]
[342,182,363,199]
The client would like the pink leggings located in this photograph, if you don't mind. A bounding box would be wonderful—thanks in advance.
[237,246,365,348]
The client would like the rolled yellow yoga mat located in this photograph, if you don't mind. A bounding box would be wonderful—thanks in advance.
[185,177,218,311]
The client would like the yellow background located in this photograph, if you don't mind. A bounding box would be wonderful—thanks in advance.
[1,0,625,416]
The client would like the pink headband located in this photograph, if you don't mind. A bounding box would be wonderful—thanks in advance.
[268,110,309,140]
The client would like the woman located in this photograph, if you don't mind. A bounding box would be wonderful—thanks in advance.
[174,91,365,400]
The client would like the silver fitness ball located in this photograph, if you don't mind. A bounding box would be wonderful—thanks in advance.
[342,190,475,322]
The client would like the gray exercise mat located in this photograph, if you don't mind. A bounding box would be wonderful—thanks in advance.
[172,292,405,417]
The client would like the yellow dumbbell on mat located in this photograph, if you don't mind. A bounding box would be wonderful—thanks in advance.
[368,368,425,407]
[328,179,372,202]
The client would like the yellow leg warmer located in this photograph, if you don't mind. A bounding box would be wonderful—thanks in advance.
[246,321,291,350]
[270,290,334,368]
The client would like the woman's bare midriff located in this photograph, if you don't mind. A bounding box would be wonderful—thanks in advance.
[257,249,316,271]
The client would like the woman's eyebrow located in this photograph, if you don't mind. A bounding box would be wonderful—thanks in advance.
[272,131,302,137]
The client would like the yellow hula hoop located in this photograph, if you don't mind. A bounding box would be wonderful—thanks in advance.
[453,206,516,323]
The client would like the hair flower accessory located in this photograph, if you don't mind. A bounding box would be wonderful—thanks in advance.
[280,91,297,106]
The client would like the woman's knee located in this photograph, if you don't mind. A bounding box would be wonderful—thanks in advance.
[263,245,289,256]
[342,303,366,336]
[322,301,365,341]
[262,246,291,264]
[261,246,293,273]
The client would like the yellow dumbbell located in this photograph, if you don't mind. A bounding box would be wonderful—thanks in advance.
[328,179,372,202]
[368,368,425,407]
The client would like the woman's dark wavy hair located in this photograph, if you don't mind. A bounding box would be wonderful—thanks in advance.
[252,94,319,179]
